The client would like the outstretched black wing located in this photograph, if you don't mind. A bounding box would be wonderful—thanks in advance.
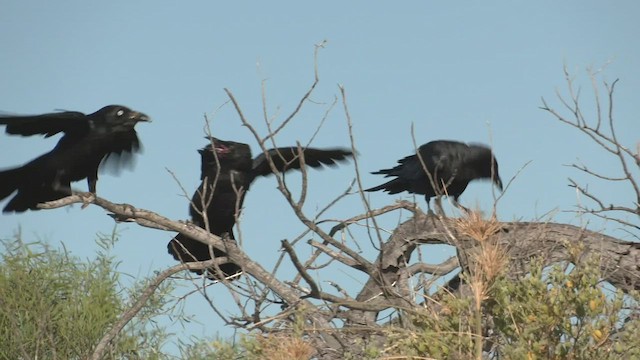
[0,111,89,138]
[166,144,352,282]
[251,147,353,179]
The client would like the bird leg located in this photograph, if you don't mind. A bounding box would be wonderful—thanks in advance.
[87,174,98,194]
[425,197,435,217]
[452,198,470,214]
[433,196,446,217]
[83,175,98,209]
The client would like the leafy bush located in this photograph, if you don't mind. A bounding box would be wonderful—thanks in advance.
[387,252,640,359]
[0,232,170,360]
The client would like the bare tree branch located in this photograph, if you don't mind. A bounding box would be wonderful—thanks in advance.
[541,67,640,225]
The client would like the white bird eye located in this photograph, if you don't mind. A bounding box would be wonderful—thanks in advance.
[116,109,125,116]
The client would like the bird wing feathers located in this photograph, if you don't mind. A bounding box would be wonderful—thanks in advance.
[251,147,352,178]
[99,130,143,174]
[0,111,89,137]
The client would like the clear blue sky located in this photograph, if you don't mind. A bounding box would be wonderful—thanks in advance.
[1,1,639,352]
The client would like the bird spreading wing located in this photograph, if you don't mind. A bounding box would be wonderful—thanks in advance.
[0,105,150,212]
[168,138,353,281]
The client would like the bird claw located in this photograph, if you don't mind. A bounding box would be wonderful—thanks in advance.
[434,197,446,217]
[81,192,95,209]
[453,202,471,215]
[108,213,135,223]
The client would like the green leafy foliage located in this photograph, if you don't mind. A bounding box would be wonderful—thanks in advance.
[177,333,318,360]
[0,232,171,360]
[491,257,640,360]
[0,230,318,360]
[388,295,477,358]
[387,254,640,359]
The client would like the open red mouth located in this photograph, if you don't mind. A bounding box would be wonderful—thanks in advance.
[214,144,230,154]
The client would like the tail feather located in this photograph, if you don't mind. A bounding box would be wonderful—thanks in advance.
[370,168,393,176]
[0,167,71,213]
[364,178,407,194]
[3,186,70,213]
[364,183,388,192]
[168,234,242,281]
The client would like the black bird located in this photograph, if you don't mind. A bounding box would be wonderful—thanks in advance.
[0,105,150,213]
[168,137,353,281]
[365,140,502,211]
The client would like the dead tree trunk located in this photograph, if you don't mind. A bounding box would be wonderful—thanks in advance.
[314,210,640,358]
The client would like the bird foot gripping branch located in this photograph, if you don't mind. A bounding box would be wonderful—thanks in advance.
[80,192,96,209]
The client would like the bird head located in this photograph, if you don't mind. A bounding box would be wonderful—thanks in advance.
[488,153,503,191]
[199,137,233,157]
[199,137,252,167]
[468,143,503,191]
[95,105,151,129]
[494,170,503,191]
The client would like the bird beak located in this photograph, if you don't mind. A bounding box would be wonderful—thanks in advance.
[132,111,151,123]
[495,176,504,192]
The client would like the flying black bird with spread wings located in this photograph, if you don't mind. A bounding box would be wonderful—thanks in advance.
[365,140,502,211]
[168,137,353,281]
[0,105,150,213]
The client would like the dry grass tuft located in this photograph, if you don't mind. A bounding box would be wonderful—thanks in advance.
[256,334,316,360]
[454,209,502,243]
[474,240,509,284]
[455,210,510,310]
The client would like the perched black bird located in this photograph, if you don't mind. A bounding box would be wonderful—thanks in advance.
[168,137,353,281]
[365,140,502,211]
[0,105,150,213]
